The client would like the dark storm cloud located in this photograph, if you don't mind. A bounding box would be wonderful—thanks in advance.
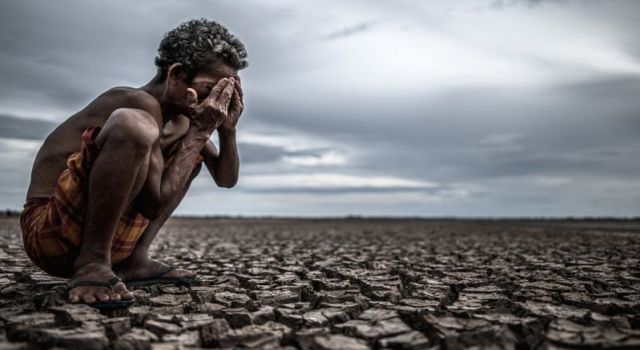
[559,74,640,102]
[0,0,281,116]
[237,143,287,164]
[237,143,343,164]
[323,21,378,40]
[0,115,56,140]
[0,0,638,216]
[248,69,640,187]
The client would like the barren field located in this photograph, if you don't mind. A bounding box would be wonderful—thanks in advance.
[0,217,639,349]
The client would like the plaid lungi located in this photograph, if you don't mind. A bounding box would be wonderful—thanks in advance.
[20,127,151,275]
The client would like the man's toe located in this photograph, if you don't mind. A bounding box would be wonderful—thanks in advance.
[169,268,196,278]
[82,294,97,304]
[113,282,134,300]
[120,290,134,300]
[113,281,127,291]
[108,292,121,301]
[95,292,110,302]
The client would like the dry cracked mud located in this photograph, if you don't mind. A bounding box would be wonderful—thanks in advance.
[0,217,638,349]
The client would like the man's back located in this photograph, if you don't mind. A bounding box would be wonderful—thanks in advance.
[26,87,165,199]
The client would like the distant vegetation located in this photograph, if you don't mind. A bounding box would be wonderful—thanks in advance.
[1,210,20,217]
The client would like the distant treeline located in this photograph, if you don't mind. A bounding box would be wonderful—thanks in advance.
[1,210,21,217]
[170,215,640,221]
[2,210,639,221]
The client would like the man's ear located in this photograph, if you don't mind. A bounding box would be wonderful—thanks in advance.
[167,63,188,85]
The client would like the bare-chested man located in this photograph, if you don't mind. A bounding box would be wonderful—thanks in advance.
[20,19,247,308]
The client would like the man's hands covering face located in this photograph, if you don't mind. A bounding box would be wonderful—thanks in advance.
[219,74,244,133]
[186,77,236,134]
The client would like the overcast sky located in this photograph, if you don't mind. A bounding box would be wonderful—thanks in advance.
[1,0,639,217]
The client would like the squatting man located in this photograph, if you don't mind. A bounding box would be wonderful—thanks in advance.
[20,19,247,308]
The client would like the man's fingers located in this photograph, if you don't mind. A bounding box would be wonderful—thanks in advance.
[205,78,230,103]
[186,88,198,107]
[234,83,243,100]
[231,88,243,112]
[185,88,198,116]
[233,75,243,99]
[216,78,236,109]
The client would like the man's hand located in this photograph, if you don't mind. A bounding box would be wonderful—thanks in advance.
[218,75,244,133]
[186,77,235,134]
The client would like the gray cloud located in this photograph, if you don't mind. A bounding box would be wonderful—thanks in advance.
[242,71,640,217]
[488,0,576,9]
[237,143,288,164]
[0,0,638,216]
[323,21,378,40]
[237,143,344,165]
[241,187,424,194]
[0,115,56,140]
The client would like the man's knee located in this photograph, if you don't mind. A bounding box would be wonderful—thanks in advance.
[99,109,159,153]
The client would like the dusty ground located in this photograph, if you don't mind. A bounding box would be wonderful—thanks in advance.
[0,217,639,349]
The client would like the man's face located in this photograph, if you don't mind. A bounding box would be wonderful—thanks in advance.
[188,61,238,104]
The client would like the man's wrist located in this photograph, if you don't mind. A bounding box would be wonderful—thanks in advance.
[187,125,213,141]
[218,126,237,138]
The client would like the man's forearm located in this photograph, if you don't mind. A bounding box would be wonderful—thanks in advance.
[159,128,209,203]
[213,128,239,188]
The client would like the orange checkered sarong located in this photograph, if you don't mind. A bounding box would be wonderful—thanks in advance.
[20,127,150,276]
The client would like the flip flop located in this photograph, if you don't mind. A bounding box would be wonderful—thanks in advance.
[67,276,135,310]
[125,265,198,287]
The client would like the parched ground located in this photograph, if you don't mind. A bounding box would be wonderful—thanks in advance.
[0,218,639,349]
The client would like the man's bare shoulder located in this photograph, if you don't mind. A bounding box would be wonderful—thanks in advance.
[87,87,162,121]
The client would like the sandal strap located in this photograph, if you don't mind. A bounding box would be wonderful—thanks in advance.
[68,280,115,290]
[68,277,123,290]
[108,276,123,287]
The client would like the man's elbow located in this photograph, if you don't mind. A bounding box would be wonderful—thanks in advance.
[139,205,162,221]
[216,181,237,189]
[215,177,238,188]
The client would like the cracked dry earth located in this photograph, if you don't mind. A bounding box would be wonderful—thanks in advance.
[0,218,639,349]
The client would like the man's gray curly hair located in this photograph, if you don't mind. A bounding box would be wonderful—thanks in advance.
[155,18,248,80]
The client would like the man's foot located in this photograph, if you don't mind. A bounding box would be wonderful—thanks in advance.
[68,262,134,304]
[114,256,196,283]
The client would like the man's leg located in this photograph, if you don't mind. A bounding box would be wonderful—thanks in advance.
[68,110,159,305]
[113,160,201,281]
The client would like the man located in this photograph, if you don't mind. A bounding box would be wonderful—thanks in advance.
[20,18,247,308]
